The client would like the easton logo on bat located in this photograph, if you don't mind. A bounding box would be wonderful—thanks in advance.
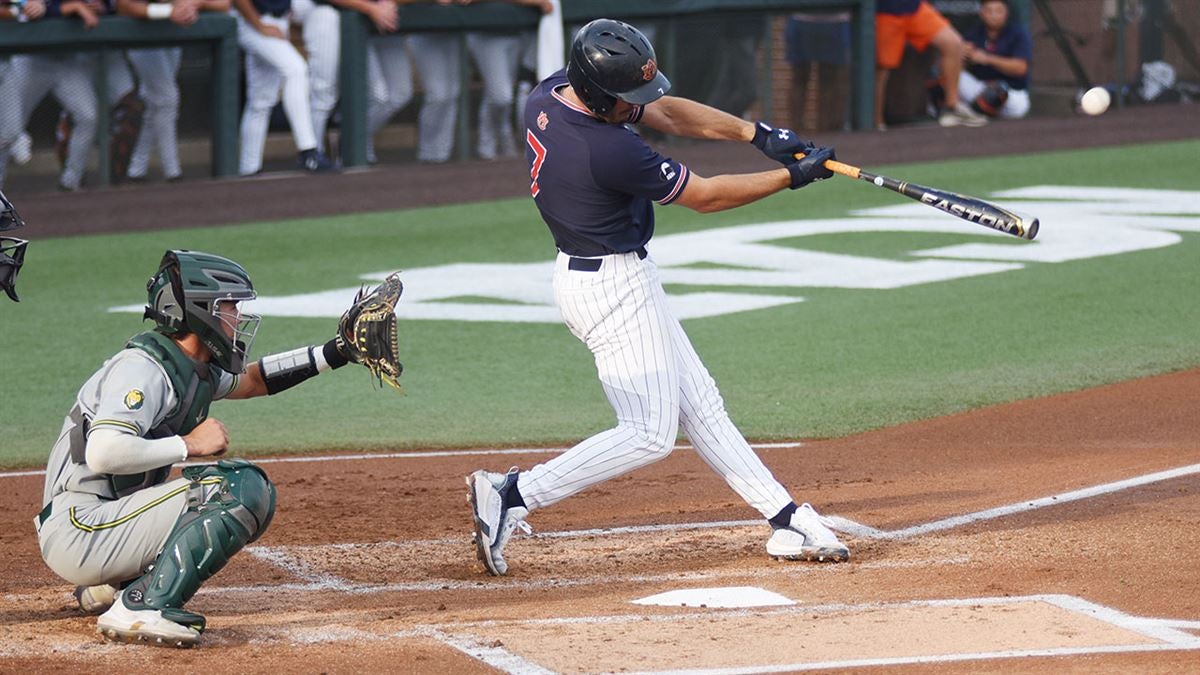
[919,190,1021,234]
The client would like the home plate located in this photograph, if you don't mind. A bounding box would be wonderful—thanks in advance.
[632,586,795,608]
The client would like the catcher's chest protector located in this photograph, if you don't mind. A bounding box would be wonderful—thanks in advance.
[126,331,219,438]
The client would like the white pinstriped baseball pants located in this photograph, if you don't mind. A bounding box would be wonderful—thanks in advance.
[518,250,794,519]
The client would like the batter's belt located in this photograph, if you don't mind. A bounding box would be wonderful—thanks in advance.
[567,246,647,272]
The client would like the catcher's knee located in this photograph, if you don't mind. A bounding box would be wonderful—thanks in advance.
[183,458,276,541]
[123,460,275,610]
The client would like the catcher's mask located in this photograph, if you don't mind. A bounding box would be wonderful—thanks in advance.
[0,190,28,303]
[144,250,260,373]
[566,19,671,117]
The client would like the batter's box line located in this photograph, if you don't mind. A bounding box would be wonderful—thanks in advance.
[835,461,1200,540]
[428,595,1200,675]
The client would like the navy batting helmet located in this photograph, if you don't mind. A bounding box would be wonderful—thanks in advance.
[566,19,671,116]
[0,190,28,303]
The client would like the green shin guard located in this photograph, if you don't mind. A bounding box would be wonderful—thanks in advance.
[123,460,276,621]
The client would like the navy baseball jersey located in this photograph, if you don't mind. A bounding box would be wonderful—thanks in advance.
[964,22,1033,90]
[252,0,291,17]
[523,70,690,257]
[876,0,921,16]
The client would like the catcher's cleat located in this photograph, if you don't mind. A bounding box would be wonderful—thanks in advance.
[467,468,530,576]
[74,583,118,614]
[96,590,203,648]
[766,503,850,563]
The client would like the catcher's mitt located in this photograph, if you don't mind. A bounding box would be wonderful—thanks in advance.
[337,273,404,391]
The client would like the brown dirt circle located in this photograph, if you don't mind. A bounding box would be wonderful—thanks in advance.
[2,368,1199,672]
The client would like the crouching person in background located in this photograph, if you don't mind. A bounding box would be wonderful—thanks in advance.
[35,250,351,647]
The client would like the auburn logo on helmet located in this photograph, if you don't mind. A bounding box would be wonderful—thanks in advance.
[642,59,657,81]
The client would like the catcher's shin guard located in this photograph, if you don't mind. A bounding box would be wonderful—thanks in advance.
[121,459,275,616]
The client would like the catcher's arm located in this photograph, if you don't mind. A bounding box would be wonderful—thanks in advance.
[224,339,349,399]
[337,272,405,391]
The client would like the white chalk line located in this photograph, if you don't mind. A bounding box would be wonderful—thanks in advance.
[442,594,1200,675]
[205,555,970,598]
[863,461,1200,540]
[0,442,802,480]
[618,644,1200,675]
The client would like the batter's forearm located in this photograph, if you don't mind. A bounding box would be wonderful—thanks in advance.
[641,96,755,142]
[674,169,791,213]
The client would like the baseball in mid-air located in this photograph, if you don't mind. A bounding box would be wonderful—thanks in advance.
[1080,87,1112,116]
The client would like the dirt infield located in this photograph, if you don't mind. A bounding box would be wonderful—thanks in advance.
[3,368,1198,672]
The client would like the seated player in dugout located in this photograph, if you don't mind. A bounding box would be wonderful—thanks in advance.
[34,250,357,648]
[468,19,849,579]
[875,0,987,128]
[959,0,1032,119]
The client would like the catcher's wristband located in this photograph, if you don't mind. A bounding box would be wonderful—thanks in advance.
[259,340,347,395]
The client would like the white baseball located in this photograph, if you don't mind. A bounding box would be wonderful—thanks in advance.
[1080,87,1111,116]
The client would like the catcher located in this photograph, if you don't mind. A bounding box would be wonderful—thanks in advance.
[34,250,402,647]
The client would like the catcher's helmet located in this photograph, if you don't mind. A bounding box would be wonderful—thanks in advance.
[0,190,28,303]
[144,250,260,372]
[566,19,671,116]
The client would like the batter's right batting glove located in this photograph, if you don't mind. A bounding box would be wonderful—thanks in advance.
[787,146,836,189]
[751,121,815,166]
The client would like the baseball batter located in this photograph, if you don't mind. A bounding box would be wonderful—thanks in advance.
[36,250,354,647]
[468,19,848,576]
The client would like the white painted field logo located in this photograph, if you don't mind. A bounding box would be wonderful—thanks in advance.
[109,186,1200,323]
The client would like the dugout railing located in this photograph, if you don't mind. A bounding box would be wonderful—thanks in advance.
[338,0,879,167]
[0,15,239,183]
[2,1,876,183]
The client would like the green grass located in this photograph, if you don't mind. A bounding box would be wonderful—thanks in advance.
[2,140,1197,468]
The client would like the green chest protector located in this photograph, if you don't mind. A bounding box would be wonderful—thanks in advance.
[109,331,221,497]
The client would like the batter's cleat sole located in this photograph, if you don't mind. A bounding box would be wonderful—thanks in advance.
[95,591,202,649]
[467,471,504,576]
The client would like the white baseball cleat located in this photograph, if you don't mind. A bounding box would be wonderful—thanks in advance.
[74,583,117,614]
[12,132,33,166]
[766,503,850,563]
[96,590,202,648]
[467,468,530,576]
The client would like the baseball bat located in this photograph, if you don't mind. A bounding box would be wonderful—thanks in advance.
[796,153,1039,240]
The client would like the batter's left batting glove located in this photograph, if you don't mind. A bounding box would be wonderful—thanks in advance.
[786,146,836,189]
[751,122,815,166]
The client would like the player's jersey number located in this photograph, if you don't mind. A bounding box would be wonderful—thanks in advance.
[526,129,547,198]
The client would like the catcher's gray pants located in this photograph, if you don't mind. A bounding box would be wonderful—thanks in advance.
[0,54,97,190]
[408,33,460,163]
[466,33,521,159]
[35,477,219,587]
[128,47,184,179]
